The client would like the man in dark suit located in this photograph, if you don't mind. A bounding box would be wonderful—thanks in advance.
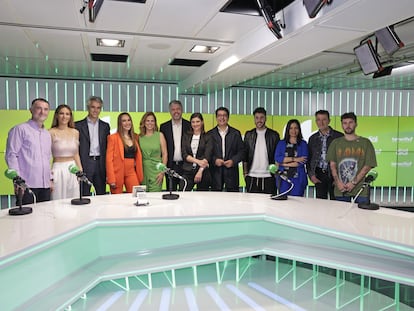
[160,100,191,191]
[208,107,244,192]
[75,96,110,195]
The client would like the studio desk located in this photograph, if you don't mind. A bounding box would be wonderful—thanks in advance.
[0,192,413,310]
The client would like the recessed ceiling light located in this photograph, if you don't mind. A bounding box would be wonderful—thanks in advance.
[190,45,219,54]
[96,38,125,48]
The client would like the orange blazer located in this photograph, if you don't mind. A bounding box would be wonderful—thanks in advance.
[106,133,144,185]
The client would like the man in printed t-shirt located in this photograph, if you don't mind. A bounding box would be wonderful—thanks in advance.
[326,112,377,203]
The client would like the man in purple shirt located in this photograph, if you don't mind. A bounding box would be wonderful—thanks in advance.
[5,98,53,205]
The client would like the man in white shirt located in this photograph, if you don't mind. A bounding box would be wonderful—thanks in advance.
[160,100,191,191]
[75,96,110,195]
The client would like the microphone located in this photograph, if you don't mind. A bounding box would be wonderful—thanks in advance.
[268,164,293,183]
[364,170,378,184]
[4,169,32,192]
[156,163,185,180]
[68,164,93,186]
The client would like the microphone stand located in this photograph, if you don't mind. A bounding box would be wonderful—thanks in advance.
[357,182,379,210]
[9,186,33,216]
[162,174,179,200]
[71,179,91,205]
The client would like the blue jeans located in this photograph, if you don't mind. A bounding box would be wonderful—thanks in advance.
[335,196,370,204]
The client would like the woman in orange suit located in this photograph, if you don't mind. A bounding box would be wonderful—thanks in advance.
[106,112,144,194]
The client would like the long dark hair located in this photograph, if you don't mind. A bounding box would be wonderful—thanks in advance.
[189,112,205,134]
[117,112,138,149]
[283,119,303,144]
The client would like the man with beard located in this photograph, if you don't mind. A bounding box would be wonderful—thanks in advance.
[243,107,280,194]
[327,112,377,203]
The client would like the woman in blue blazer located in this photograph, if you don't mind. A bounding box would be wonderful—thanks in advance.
[274,119,308,196]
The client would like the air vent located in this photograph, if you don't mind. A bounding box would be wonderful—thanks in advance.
[169,58,207,67]
[91,53,128,63]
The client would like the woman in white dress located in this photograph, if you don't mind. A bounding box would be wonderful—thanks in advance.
[49,104,83,200]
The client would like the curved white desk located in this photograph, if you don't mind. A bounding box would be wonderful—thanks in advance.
[0,192,413,310]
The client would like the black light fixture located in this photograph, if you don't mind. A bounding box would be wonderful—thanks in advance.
[375,26,404,55]
[256,0,282,39]
[303,0,330,18]
[373,65,393,79]
[354,40,383,75]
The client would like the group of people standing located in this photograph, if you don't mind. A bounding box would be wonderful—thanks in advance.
[5,96,376,206]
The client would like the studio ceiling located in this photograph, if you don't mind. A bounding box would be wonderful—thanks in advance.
[0,0,413,94]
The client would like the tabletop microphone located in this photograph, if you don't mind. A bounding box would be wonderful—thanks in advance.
[156,163,185,180]
[4,169,32,192]
[68,164,93,186]
[268,164,293,183]
[364,170,378,184]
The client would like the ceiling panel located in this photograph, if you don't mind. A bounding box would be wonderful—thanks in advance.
[144,0,228,37]
[0,0,413,93]
[28,29,87,61]
[89,0,151,32]
[197,12,263,42]
[0,27,43,58]
[7,0,80,28]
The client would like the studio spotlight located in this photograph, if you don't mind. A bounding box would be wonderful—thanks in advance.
[303,0,330,18]
[373,65,392,79]
[375,26,404,55]
[354,40,383,75]
[256,0,282,39]
[89,0,104,23]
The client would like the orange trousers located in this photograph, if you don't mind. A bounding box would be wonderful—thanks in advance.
[110,158,139,194]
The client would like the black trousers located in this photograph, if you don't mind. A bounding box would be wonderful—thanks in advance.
[181,168,211,191]
[83,157,107,195]
[245,176,276,194]
[167,161,185,191]
[314,167,335,200]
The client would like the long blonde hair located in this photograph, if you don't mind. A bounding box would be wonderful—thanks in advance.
[51,104,75,128]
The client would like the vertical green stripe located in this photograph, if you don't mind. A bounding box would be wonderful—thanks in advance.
[55,81,59,106]
[127,84,130,112]
[73,83,77,110]
[143,85,147,112]
[118,84,121,112]
[135,85,139,112]
[5,80,9,109]
[15,80,19,110]
[64,82,68,105]
[151,85,155,111]
[26,81,30,109]
[109,84,113,112]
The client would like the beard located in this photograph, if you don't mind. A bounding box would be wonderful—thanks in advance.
[344,128,355,135]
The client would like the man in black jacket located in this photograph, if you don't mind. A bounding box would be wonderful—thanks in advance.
[307,110,343,199]
[208,107,244,192]
[243,107,280,194]
[160,100,191,191]
[75,96,110,195]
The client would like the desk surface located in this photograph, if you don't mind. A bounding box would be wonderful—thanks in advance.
[1,192,413,260]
